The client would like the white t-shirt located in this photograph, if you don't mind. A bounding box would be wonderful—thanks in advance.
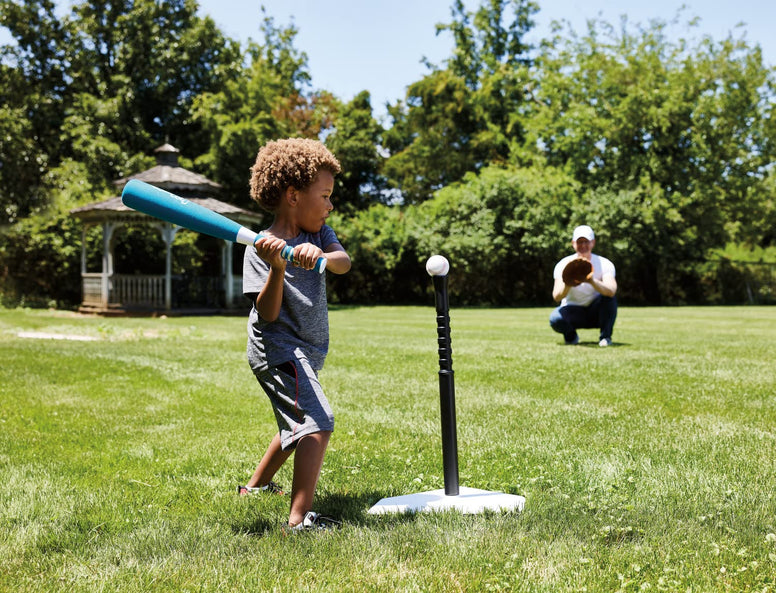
[553,253,615,307]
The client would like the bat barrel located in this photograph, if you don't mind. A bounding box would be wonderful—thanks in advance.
[121,179,326,274]
[121,180,241,243]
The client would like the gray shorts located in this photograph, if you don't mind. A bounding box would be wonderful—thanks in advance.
[254,355,334,451]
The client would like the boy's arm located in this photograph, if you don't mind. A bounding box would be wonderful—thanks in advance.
[323,242,351,275]
[255,266,286,322]
[291,241,351,275]
[254,236,289,322]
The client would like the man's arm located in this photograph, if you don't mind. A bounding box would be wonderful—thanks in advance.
[552,277,570,303]
[586,273,617,297]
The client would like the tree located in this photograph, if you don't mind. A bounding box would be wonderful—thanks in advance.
[383,0,538,203]
[525,13,776,302]
[0,101,44,224]
[191,10,337,208]
[0,0,243,216]
[0,0,245,306]
[62,0,242,182]
[0,0,66,222]
[323,91,387,214]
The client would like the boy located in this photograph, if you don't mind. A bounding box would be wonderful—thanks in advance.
[239,138,351,530]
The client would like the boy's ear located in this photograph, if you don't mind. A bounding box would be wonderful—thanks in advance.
[282,185,297,206]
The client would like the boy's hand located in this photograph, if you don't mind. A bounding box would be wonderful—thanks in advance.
[291,243,325,271]
[253,236,289,271]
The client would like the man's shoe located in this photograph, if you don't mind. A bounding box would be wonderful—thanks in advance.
[565,335,579,345]
[599,338,611,347]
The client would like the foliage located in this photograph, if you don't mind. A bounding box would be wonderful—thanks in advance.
[0,101,46,223]
[383,0,538,203]
[698,243,776,305]
[0,0,61,223]
[327,206,425,304]
[409,164,578,305]
[324,91,387,214]
[0,212,82,307]
[2,1,776,307]
[522,13,776,301]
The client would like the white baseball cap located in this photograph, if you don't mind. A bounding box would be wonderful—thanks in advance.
[572,225,595,241]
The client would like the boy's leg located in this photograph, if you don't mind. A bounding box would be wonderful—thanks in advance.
[246,432,293,489]
[288,431,331,526]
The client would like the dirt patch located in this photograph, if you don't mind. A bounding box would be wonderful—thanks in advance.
[16,331,100,342]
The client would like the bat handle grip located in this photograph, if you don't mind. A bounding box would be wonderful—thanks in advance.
[278,245,327,274]
[254,234,327,274]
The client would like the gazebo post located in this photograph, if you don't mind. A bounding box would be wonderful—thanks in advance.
[101,222,117,309]
[157,223,178,312]
[222,240,234,308]
[81,227,87,276]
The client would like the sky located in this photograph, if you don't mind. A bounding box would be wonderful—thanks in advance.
[1,1,773,121]
[195,0,776,121]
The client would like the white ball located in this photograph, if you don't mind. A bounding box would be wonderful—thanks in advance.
[425,255,450,276]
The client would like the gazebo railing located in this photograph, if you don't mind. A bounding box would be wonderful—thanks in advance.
[111,274,167,307]
[81,273,105,306]
[80,273,245,310]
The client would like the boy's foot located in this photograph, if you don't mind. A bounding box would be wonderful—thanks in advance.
[237,482,285,496]
[565,335,579,345]
[599,338,611,347]
[285,511,341,533]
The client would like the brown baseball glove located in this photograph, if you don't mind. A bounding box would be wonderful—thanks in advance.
[562,258,592,286]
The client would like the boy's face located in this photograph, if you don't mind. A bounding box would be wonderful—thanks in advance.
[293,170,335,233]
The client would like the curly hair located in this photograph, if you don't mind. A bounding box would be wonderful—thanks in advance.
[249,138,341,211]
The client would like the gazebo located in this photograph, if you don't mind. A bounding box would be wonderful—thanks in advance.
[71,144,263,314]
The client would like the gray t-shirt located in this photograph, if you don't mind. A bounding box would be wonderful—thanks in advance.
[243,225,340,372]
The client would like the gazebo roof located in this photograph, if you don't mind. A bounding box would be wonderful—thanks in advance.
[112,143,222,194]
[71,144,263,228]
[70,195,263,227]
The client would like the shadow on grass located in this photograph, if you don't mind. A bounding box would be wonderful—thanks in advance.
[228,490,416,536]
[231,516,277,537]
[561,341,630,348]
[316,490,406,526]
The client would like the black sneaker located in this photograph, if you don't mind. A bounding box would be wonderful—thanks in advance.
[237,482,285,496]
[286,511,341,532]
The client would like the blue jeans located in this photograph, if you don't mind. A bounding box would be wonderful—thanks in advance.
[549,296,617,343]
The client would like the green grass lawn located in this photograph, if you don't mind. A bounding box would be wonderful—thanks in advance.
[1,305,775,592]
